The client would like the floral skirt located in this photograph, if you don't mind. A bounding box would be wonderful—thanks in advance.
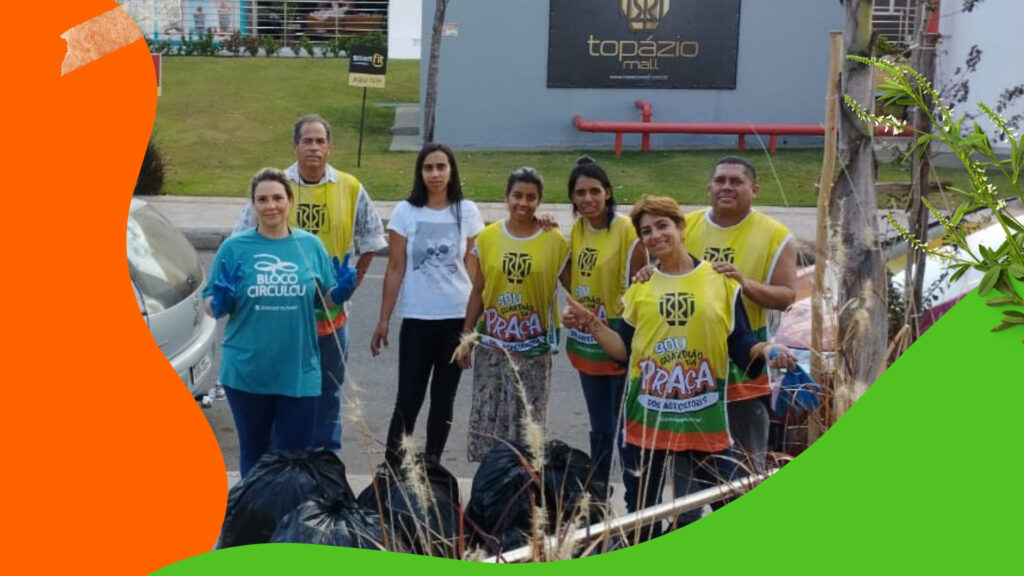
[467,345,552,462]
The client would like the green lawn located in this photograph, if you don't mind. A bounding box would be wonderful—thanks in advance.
[153,57,1000,208]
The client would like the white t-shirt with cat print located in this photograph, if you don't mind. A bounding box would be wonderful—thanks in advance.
[388,199,485,319]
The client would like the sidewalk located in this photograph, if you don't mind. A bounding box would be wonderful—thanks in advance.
[147,195,901,253]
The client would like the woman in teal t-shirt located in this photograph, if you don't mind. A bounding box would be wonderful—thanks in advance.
[203,168,355,476]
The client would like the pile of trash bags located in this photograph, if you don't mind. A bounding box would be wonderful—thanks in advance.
[219,449,386,550]
[216,441,604,557]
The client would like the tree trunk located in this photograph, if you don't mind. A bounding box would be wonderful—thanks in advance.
[904,31,938,342]
[423,0,450,143]
[828,0,887,418]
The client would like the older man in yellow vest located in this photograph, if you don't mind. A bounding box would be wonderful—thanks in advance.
[233,114,387,452]
[683,156,797,475]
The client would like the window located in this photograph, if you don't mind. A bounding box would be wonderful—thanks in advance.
[873,0,923,47]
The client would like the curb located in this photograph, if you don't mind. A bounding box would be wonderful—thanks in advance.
[182,228,232,252]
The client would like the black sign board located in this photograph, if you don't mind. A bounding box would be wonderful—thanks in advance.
[547,0,741,89]
[348,45,388,88]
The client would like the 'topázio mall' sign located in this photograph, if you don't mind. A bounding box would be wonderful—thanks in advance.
[547,0,741,89]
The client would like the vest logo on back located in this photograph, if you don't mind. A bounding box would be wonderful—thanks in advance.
[577,247,599,277]
[296,203,328,234]
[659,291,694,326]
[502,252,533,284]
[703,246,735,264]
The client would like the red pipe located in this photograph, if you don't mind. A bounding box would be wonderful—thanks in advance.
[927,0,940,34]
[635,100,652,151]
[573,115,910,156]
[634,99,652,123]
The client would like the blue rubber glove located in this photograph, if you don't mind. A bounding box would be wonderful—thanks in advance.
[329,254,357,305]
[209,260,240,319]
[774,365,822,419]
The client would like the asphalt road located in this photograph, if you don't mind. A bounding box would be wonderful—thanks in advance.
[198,251,592,480]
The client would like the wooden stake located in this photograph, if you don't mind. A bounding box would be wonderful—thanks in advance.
[809,31,843,442]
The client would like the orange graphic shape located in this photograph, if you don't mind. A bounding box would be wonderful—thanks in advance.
[3,2,226,574]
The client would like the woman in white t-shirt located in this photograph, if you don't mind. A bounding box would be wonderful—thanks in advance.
[371,143,485,467]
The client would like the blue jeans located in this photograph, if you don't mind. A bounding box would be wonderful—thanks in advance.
[314,324,349,451]
[709,397,770,512]
[718,397,770,476]
[621,445,737,540]
[223,386,318,477]
[578,372,626,494]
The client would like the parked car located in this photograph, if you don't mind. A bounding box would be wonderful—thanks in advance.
[127,198,217,400]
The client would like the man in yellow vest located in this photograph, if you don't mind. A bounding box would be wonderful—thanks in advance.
[232,114,387,452]
[683,156,797,474]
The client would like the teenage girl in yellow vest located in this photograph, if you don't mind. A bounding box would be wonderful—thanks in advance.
[558,156,647,498]
[457,167,570,463]
[564,195,795,539]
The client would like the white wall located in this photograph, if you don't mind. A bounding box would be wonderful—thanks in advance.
[388,0,422,59]
[937,0,1023,153]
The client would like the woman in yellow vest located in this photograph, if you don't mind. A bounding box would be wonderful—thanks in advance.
[564,195,794,539]
[457,167,569,463]
[559,156,647,498]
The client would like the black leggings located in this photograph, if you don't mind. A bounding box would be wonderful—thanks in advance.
[385,318,465,466]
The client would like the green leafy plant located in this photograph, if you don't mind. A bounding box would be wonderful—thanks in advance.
[135,138,165,196]
[260,35,280,57]
[361,31,387,49]
[195,29,220,56]
[325,35,353,58]
[223,30,243,56]
[298,35,316,58]
[243,34,261,57]
[845,56,1024,341]
[182,38,196,56]
[143,37,172,55]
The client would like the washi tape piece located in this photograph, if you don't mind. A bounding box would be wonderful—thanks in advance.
[61,6,143,76]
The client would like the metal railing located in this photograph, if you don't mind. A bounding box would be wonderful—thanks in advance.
[126,1,388,43]
[483,469,776,563]
[872,0,923,47]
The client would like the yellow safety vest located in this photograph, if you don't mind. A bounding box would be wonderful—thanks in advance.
[685,209,790,400]
[622,263,739,452]
[474,221,569,357]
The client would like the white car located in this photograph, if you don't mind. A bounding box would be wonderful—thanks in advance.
[128,198,217,400]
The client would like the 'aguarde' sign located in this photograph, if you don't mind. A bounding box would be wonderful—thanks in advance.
[348,46,388,89]
[547,0,741,89]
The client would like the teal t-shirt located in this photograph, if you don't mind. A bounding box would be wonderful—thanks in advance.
[203,228,336,397]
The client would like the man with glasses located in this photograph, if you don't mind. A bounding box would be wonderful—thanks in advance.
[233,113,387,453]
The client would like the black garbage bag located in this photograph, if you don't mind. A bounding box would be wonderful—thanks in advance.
[467,440,606,554]
[357,456,463,557]
[271,496,388,549]
[465,442,538,552]
[219,449,354,548]
[543,440,607,528]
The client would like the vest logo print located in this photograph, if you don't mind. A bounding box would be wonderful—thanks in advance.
[620,0,670,32]
[659,292,694,326]
[703,246,736,264]
[577,247,599,278]
[502,252,533,284]
[296,203,327,234]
